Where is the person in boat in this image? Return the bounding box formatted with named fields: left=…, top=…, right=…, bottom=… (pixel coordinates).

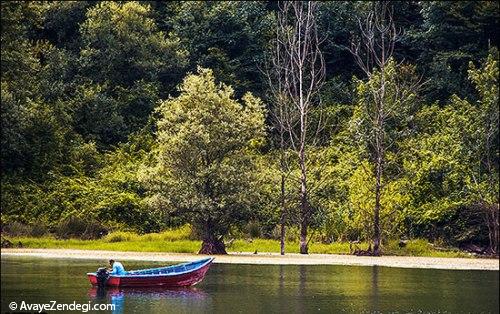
left=108, top=259, right=126, bottom=275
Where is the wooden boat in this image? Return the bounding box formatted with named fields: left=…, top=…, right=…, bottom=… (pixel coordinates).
left=87, top=258, right=214, bottom=287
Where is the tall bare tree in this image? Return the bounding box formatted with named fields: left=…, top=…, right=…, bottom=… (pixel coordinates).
left=263, top=49, right=293, bottom=255
left=348, top=2, right=419, bottom=255
left=267, top=88, right=294, bottom=256
left=268, top=1, right=325, bottom=254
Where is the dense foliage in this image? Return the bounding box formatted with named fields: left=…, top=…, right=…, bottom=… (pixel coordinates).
left=1, top=1, right=498, bottom=254
left=142, top=68, right=266, bottom=253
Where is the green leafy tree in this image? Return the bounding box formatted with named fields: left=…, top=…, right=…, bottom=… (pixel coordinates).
left=42, top=1, right=94, bottom=51
left=143, top=68, right=266, bottom=254
left=400, top=104, right=470, bottom=238
left=77, top=1, right=188, bottom=146
left=167, top=1, right=274, bottom=97
left=350, top=59, right=421, bottom=254
left=1, top=2, right=77, bottom=177
left=401, top=50, right=498, bottom=252
left=461, top=51, right=498, bottom=253
left=414, top=1, right=499, bottom=102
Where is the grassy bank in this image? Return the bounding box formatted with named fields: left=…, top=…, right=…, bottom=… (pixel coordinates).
left=2, top=230, right=471, bottom=258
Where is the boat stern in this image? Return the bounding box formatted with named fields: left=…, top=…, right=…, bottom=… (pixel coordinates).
left=87, top=273, right=120, bottom=287
left=87, top=273, right=98, bottom=285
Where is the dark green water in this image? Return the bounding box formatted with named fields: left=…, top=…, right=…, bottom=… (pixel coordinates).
left=1, top=256, right=498, bottom=313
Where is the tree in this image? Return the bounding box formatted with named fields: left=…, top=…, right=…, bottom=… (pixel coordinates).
left=462, top=51, right=499, bottom=253
left=349, top=2, right=422, bottom=255
left=264, top=8, right=295, bottom=255
left=401, top=51, right=498, bottom=252
left=1, top=2, right=78, bottom=177
left=165, top=1, right=274, bottom=98
left=270, top=1, right=326, bottom=254
left=413, top=1, right=499, bottom=102
left=263, top=75, right=293, bottom=254
left=143, top=68, right=266, bottom=254
left=42, top=1, right=94, bottom=51
left=77, top=1, right=188, bottom=146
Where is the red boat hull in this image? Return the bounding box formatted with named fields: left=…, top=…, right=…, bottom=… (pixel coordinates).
left=88, top=261, right=212, bottom=287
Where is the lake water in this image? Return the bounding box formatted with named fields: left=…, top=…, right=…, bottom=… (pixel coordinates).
left=1, top=256, right=498, bottom=313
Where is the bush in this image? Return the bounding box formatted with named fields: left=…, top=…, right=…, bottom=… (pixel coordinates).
left=2, top=221, right=49, bottom=237
left=82, top=220, right=109, bottom=239
left=29, top=224, right=49, bottom=237
left=410, top=205, right=490, bottom=248
left=55, top=216, right=108, bottom=239
left=244, top=221, right=261, bottom=238
left=55, top=216, right=87, bottom=239
left=286, top=226, right=300, bottom=242
left=103, top=231, right=139, bottom=242
left=159, top=225, right=192, bottom=241
left=2, top=222, right=32, bottom=237
left=139, top=225, right=196, bottom=241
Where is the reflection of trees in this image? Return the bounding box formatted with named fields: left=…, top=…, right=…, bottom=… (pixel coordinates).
left=298, top=265, right=307, bottom=313
left=370, top=266, right=379, bottom=311
left=278, top=265, right=286, bottom=312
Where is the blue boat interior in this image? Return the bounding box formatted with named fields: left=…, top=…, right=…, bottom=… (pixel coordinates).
left=123, top=258, right=213, bottom=276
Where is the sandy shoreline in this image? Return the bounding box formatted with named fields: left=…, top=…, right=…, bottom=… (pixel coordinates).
left=1, top=248, right=498, bottom=271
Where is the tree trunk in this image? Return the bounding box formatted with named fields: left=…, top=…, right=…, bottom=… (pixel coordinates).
left=299, top=165, right=309, bottom=254
left=373, top=156, right=382, bottom=256
left=198, top=222, right=227, bottom=255
left=199, top=235, right=227, bottom=255
left=298, top=154, right=309, bottom=255
left=279, top=129, right=287, bottom=256
left=280, top=172, right=286, bottom=255
left=299, top=215, right=308, bottom=254
left=485, top=203, right=499, bottom=255
left=373, top=193, right=381, bottom=256
left=280, top=218, right=286, bottom=255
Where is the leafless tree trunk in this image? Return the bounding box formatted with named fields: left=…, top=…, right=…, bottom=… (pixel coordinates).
left=266, top=1, right=325, bottom=254
left=279, top=154, right=287, bottom=255
left=263, top=18, right=293, bottom=255
left=276, top=92, right=291, bottom=256
left=348, top=2, right=401, bottom=256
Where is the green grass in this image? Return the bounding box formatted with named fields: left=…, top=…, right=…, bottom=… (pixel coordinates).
left=10, top=236, right=201, bottom=253
left=227, top=239, right=354, bottom=254
left=383, top=239, right=471, bottom=258
left=4, top=232, right=472, bottom=258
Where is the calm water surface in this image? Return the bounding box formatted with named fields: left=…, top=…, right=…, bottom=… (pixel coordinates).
left=1, top=256, right=498, bottom=313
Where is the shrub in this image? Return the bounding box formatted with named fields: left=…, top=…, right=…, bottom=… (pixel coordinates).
left=2, top=222, right=32, bottom=237
left=55, top=216, right=87, bottom=239
left=159, top=225, right=192, bottom=241
left=244, top=221, right=261, bottom=238
left=286, top=226, right=300, bottom=242
left=30, top=224, right=49, bottom=237
left=405, top=239, right=433, bottom=255
left=140, top=225, right=193, bottom=242
left=82, top=220, right=109, bottom=239
left=2, top=221, right=50, bottom=237
left=103, top=231, right=139, bottom=242
left=55, top=216, right=108, bottom=239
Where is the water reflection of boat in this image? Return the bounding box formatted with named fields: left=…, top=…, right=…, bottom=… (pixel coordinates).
left=87, top=258, right=214, bottom=287
left=88, top=286, right=210, bottom=314
left=88, top=286, right=209, bottom=300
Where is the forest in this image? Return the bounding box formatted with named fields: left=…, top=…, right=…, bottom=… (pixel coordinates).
left=1, top=1, right=498, bottom=255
